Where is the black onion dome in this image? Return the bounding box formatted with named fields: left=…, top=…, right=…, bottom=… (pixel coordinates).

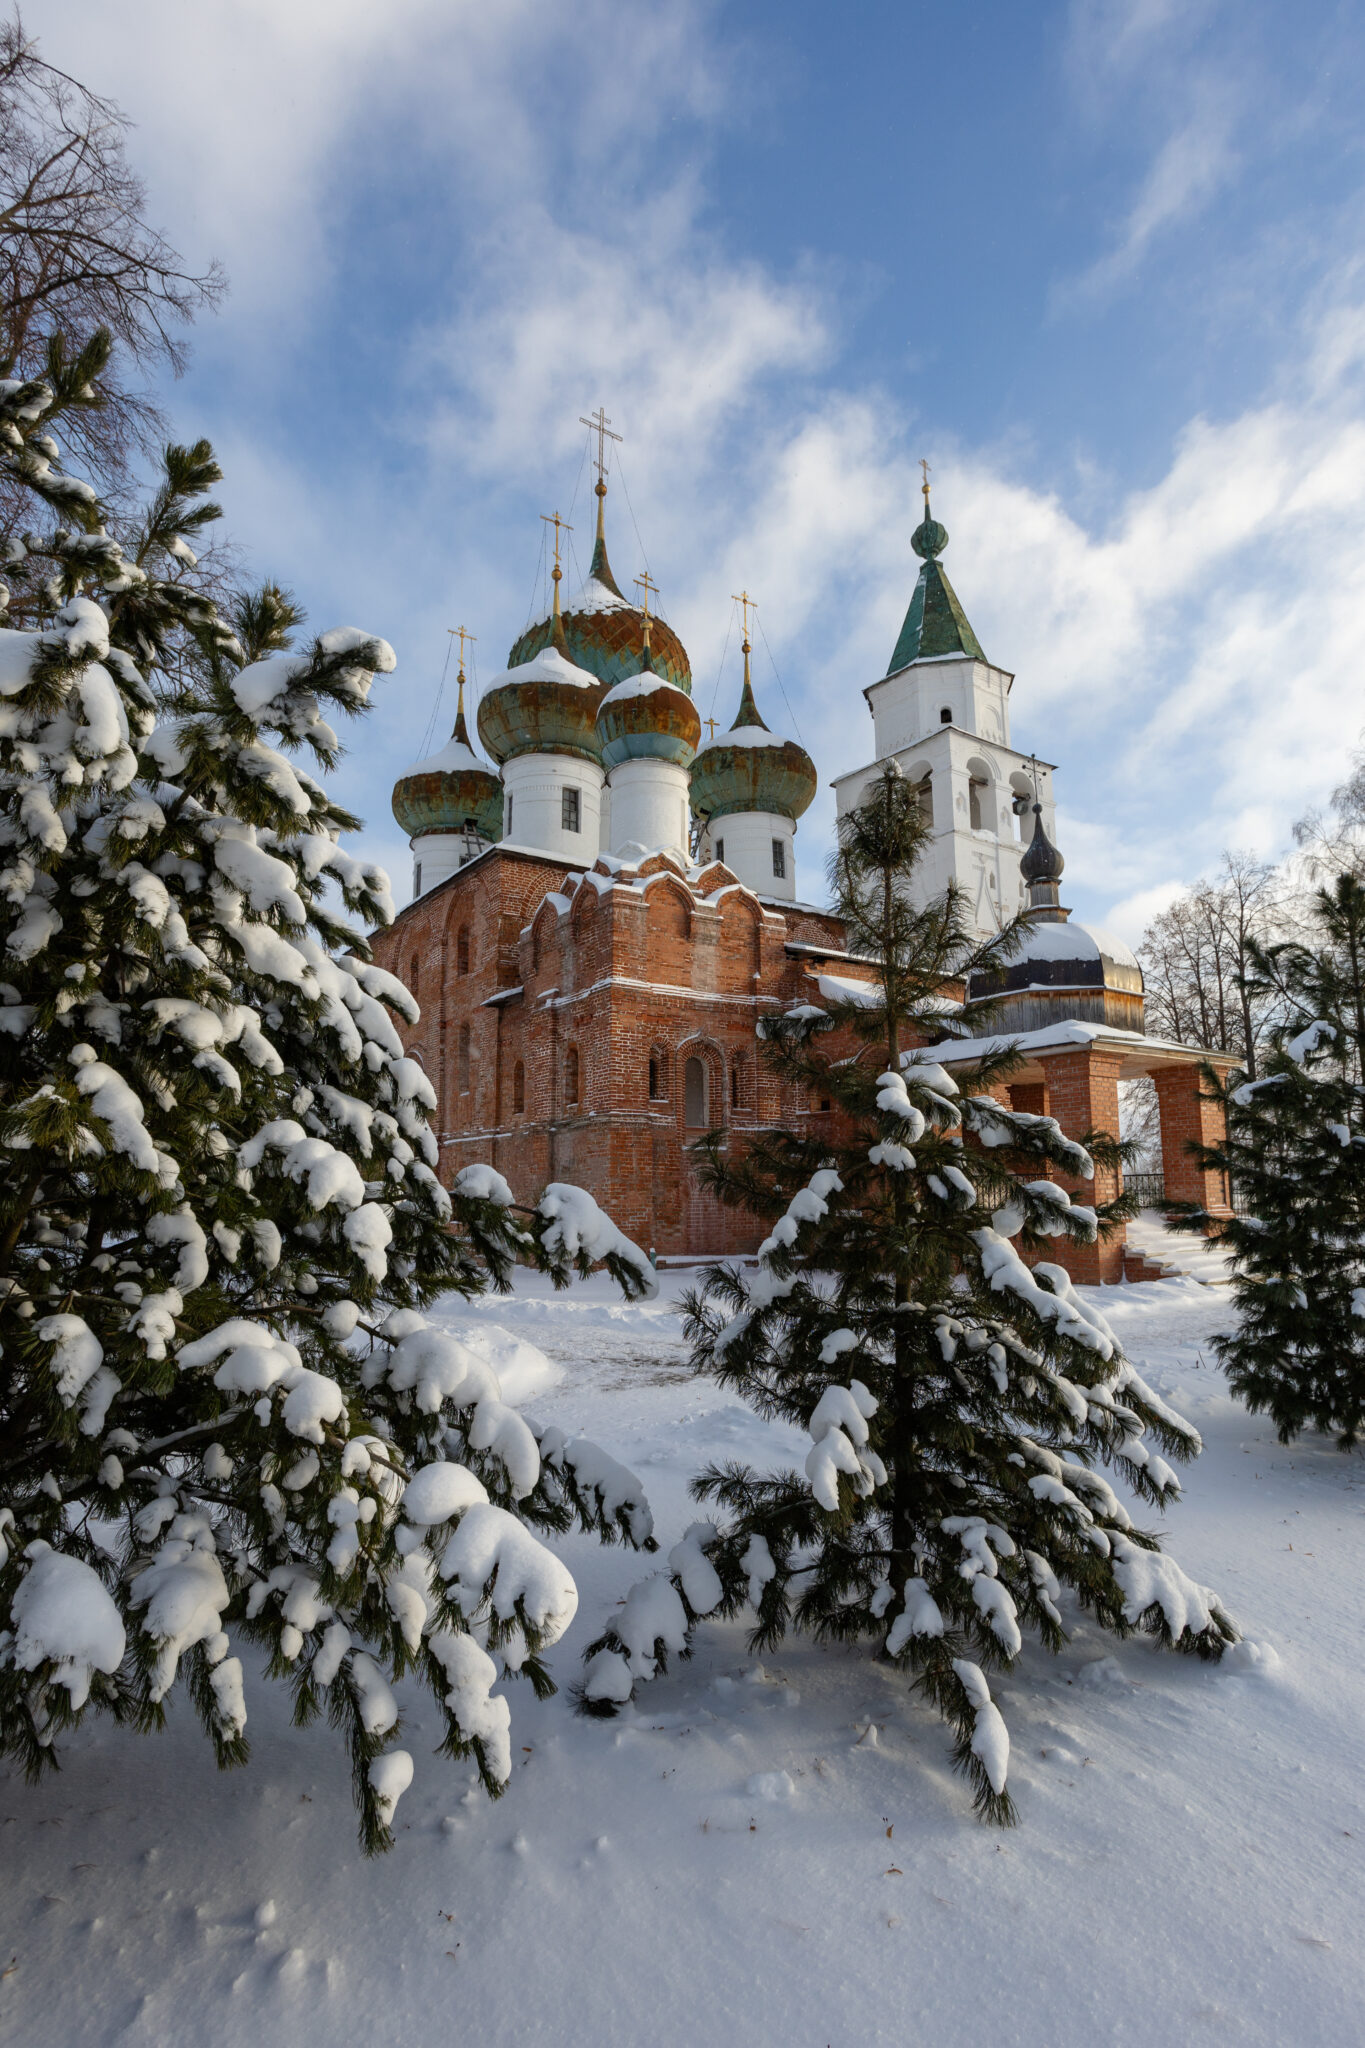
left=1020, top=802, right=1065, bottom=885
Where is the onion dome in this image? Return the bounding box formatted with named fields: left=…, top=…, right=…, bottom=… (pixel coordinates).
left=885, top=481, right=987, bottom=673
left=689, top=630, right=817, bottom=825
left=477, top=532, right=606, bottom=765
left=1019, top=800, right=1065, bottom=890
left=506, top=477, right=692, bottom=696
left=392, top=667, right=503, bottom=842
left=596, top=602, right=701, bottom=771
left=967, top=809, right=1144, bottom=1032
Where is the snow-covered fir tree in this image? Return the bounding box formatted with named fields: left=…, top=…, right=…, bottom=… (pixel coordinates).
left=0, top=338, right=660, bottom=1850
left=1171, top=873, right=1365, bottom=1448
left=582, top=763, right=1235, bottom=1821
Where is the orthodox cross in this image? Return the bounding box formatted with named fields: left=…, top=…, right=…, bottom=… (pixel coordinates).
left=704, top=715, right=719, bottom=739
left=579, top=406, right=622, bottom=484
left=731, top=588, right=757, bottom=645
left=634, top=569, right=659, bottom=624
left=919, top=456, right=932, bottom=502
left=448, top=625, right=475, bottom=675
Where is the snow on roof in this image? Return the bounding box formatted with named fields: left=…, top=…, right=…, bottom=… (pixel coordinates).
left=1013, top=919, right=1139, bottom=970
left=915, top=1020, right=1234, bottom=1064
left=395, top=731, right=489, bottom=782
left=696, top=724, right=786, bottom=752
left=566, top=573, right=631, bottom=616
left=598, top=670, right=689, bottom=709
left=485, top=644, right=600, bottom=693
left=816, top=973, right=881, bottom=1006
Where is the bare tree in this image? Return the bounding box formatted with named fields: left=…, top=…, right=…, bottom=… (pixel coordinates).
left=1139, top=852, right=1281, bottom=1078
left=0, top=11, right=223, bottom=503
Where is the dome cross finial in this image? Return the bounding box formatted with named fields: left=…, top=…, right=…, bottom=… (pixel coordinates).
left=540, top=509, right=573, bottom=634
left=579, top=404, right=622, bottom=543
left=448, top=626, right=476, bottom=746
left=634, top=569, right=658, bottom=666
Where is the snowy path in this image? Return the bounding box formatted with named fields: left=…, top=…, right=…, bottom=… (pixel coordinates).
left=4, top=1259, right=1364, bottom=2047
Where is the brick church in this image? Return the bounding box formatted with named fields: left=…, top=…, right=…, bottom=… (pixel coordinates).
left=370, top=436, right=1230, bottom=1281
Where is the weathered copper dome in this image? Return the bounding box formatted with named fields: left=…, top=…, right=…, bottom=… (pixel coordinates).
left=596, top=631, right=700, bottom=771
left=689, top=645, right=817, bottom=825
left=392, top=678, right=503, bottom=842
left=506, top=482, right=692, bottom=696
left=476, top=624, right=605, bottom=767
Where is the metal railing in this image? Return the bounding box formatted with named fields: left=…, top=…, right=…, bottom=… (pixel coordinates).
left=1123, top=1172, right=1166, bottom=1208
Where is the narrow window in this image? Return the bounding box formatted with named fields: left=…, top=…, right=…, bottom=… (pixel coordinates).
left=730, top=1063, right=740, bottom=1109
left=771, top=838, right=786, bottom=880
left=409, top=953, right=420, bottom=998
left=649, top=1056, right=659, bottom=1100
left=457, top=925, right=470, bottom=976
left=513, top=1060, right=525, bottom=1114
left=684, top=1056, right=706, bottom=1126
left=458, top=1022, right=470, bottom=1095
left=969, top=778, right=985, bottom=831
left=565, top=1045, right=580, bottom=1105
left=562, top=786, right=581, bottom=833
left=915, top=775, right=933, bottom=825
left=940, top=706, right=952, bottom=724
left=414, top=860, right=423, bottom=895
left=715, top=837, right=724, bottom=866
left=506, top=792, right=513, bottom=837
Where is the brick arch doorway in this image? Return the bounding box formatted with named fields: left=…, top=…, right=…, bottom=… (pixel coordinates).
left=675, top=1037, right=731, bottom=1252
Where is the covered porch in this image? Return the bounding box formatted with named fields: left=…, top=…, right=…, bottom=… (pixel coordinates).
left=916, top=1020, right=1239, bottom=1284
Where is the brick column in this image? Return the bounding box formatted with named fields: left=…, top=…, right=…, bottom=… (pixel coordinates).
left=1036, top=1048, right=1125, bottom=1284
left=1152, top=1062, right=1232, bottom=1223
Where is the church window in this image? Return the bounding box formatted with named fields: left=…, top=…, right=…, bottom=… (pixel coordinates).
left=771, top=838, right=786, bottom=880
left=562, top=786, right=581, bottom=833
left=730, top=1060, right=743, bottom=1110
left=409, top=953, right=420, bottom=998
left=914, top=774, right=933, bottom=825
left=457, top=925, right=470, bottom=976
left=715, top=837, right=724, bottom=867
left=565, top=1044, right=580, bottom=1105
left=649, top=1057, right=659, bottom=1100
left=512, top=1061, right=525, bottom=1114
left=684, top=1056, right=706, bottom=1127
left=940, top=706, right=952, bottom=724
left=414, top=860, right=423, bottom=895
left=458, top=1022, right=470, bottom=1096
left=506, top=793, right=513, bottom=836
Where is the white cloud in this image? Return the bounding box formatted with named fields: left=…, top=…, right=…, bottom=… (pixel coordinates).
left=27, top=0, right=1365, bottom=958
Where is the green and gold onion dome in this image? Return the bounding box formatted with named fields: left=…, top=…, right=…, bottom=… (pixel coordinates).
left=506, top=478, right=692, bottom=695
left=392, top=670, right=503, bottom=842
left=689, top=637, right=817, bottom=824
left=596, top=608, right=701, bottom=771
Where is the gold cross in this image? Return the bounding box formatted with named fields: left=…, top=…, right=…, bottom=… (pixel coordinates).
left=919, top=456, right=931, bottom=500
left=579, top=405, right=623, bottom=484
left=731, top=588, right=757, bottom=644
left=705, top=715, right=719, bottom=738
left=634, top=569, right=659, bottom=623
left=540, top=510, right=572, bottom=570
left=448, top=625, right=476, bottom=673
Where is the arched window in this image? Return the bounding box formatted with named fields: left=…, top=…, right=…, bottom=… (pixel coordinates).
left=512, top=1061, right=525, bottom=1114
left=969, top=780, right=984, bottom=830
left=939, top=705, right=952, bottom=724
left=730, top=1061, right=741, bottom=1109
left=565, top=1045, right=580, bottom=1106
left=967, top=758, right=993, bottom=833
left=458, top=1022, right=470, bottom=1095
left=684, top=1056, right=706, bottom=1127
left=649, top=1056, right=659, bottom=1100
left=457, top=925, right=470, bottom=976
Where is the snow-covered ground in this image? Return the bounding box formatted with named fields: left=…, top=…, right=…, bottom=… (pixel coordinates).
left=5, top=1234, right=1364, bottom=2048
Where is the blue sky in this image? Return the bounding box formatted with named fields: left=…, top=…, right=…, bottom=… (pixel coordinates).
left=32, top=0, right=1365, bottom=937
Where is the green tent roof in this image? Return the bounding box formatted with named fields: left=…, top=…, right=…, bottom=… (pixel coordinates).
left=885, top=504, right=987, bottom=673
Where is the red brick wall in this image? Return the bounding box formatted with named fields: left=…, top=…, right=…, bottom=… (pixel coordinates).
left=1153, top=1064, right=1232, bottom=1221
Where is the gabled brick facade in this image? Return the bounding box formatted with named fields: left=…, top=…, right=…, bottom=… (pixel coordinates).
left=369, top=844, right=872, bottom=1257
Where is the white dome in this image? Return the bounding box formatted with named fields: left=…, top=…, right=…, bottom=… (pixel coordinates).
left=1015, top=919, right=1138, bottom=971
